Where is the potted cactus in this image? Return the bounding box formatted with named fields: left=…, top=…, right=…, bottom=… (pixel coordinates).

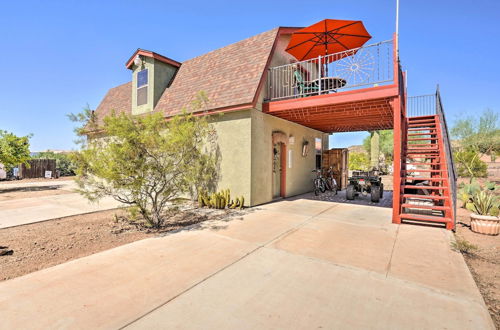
left=467, top=189, right=500, bottom=235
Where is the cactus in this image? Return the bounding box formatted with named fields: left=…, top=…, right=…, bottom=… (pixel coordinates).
left=197, top=188, right=241, bottom=210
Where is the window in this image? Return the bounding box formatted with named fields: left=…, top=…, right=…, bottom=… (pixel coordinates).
left=315, top=138, right=322, bottom=169
left=137, top=69, right=148, bottom=106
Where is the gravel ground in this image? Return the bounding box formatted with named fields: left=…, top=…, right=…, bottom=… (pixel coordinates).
left=455, top=208, right=500, bottom=328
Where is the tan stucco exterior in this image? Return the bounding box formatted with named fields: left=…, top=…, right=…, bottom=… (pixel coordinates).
left=131, top=57, right=178, bottom=115
left=208, top=110, right=252, bottom=204
left=207, top=107, right=326, bottom=207
left=249, top=109, right=326, bottom=206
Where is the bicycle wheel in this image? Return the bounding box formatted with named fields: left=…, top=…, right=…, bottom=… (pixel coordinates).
left=313, top=179, right=320, bottom=196
left=325, top=178, right=332, bottom=191
left=319, top=180, right=326, bottom=193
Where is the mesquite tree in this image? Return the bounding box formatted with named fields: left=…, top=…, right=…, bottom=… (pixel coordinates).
left=70, top=95, right=219, bottom=228
left=0, top=130, right=31, bottom=171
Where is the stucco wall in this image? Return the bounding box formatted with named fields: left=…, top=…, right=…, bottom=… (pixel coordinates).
left=209, top=110, right=252, bottom=204
left=131, top=58, right=177, bottom=115
left=250, top=108, right=326, bottom=206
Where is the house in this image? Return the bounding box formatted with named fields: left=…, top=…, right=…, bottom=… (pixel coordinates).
left=92, top=23, right=457, bottom=230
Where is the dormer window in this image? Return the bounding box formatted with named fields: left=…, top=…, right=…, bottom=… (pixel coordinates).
left=137, top=69, right=148, bottom=106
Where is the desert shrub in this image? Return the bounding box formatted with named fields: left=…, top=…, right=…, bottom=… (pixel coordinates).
left=70, top=93, right=219, bottom=229
left=0, top=130, right=31, bottom=171
left=349, top=152, right=370, bottom=171
left=451, top=236, right=478, bottom=255
left=454, top=150, right=487, bottom=181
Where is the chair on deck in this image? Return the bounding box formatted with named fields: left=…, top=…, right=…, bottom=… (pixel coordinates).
left=293, top=70, right=319, bottom=97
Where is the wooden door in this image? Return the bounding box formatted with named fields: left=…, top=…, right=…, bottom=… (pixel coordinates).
left=322, top=148, right=349, bottom=190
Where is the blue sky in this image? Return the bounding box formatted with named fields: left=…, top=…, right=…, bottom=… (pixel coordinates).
left=0, top=0, right=498, bottom=151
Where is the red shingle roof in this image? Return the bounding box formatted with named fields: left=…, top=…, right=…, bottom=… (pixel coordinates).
left=94, top=28, right=280, bottom=122
left=94, top=82, right=131, bottom=125
left=154, top=28, right=279, bottom=115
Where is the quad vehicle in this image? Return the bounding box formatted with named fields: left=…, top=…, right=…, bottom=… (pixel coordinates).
left=346, top=170, right=384, bottom=203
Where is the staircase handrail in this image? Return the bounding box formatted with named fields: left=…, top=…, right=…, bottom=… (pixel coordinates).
left=435, top=86, right=457, bottom=229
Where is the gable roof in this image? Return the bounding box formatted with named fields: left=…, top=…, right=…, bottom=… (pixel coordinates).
left=94, top=27, right=294, bottom=123
left=125, top=49, right=181, bottom=70
left=94, top=81, right=131, bottom=125
left=154, top=27, right=279, bottom=116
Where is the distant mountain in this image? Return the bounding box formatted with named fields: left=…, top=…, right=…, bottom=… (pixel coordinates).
left=348, top=145, right=367, bottom=154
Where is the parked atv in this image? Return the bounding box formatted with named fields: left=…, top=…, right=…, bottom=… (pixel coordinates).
left=346, top=170, right=384, bottom=203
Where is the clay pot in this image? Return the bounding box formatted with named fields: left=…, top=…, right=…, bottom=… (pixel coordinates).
left=470, top=213, right=500, bottom=236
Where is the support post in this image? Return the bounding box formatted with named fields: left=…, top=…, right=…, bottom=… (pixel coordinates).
left=392, top=96, right=402, bottom=224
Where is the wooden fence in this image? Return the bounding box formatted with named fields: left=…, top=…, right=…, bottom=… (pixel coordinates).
left=19, top=159, right=56, bottom=179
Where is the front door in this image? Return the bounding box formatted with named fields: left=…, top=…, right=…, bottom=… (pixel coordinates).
left=273, top=143, right=286, bottom=198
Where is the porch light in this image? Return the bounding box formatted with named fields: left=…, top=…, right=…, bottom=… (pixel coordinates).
left=134, top=55, right=142, bottom=67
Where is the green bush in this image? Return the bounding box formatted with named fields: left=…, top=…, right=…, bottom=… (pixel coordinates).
left=454, top=150, right=487, bottom=181
left=349, top=152, right=370, bottom=171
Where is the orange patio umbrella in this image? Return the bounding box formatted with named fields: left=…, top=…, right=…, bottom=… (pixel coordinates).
left=286, top=19, right=372, bottom=62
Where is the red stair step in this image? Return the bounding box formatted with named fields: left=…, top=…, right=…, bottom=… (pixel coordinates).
left=408, top=115, right=436, bottom=119
left=407, top=133, right=437, bottom=136
left=405, top=155, right=440, bottom=158
left=408, top=118, right=436, bottom=122
left=403, top=177, right=447, bottom=181
left=401, top=204, right=450, bottom=211
left=404, top=185, right=447, bottom=190
left=407, top=138, right=439, bottom=141
left=403, top=194, right=448, bottom=200
left=407, top=143, right=437, bottom=147
left=404, top=169, right=446, bottom=172
left=408, top=127, right=436, bottom=133
left=405, top=162, right=443, bottom=165
left=399, top=213, right=452, bottom=224
left=408, top=122, right=436, bottom=126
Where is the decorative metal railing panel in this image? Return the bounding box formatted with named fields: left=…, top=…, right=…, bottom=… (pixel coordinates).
left=266, top=40, right=394, bottom=101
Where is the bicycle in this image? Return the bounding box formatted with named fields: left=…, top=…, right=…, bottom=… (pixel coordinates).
left=324, top=167, right=338, bottom=195
left=312, top=169, right=327, bottom=196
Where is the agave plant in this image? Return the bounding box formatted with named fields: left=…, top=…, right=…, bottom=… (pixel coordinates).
left=458, top=181, right=480, bottom=208
left=466, top=190, right=499, bottom=216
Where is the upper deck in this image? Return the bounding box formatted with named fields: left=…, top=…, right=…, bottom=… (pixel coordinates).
left=263, top=35, right=405, bottom=133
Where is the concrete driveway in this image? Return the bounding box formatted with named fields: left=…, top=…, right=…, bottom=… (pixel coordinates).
left=0, top=197, right=494, bottom=329
left=0, top=180, right=121, bottom=229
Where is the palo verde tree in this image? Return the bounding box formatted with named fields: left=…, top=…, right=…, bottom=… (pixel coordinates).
left=70, top=92, right=219, bottom=228
left=0, top=130, right=32, bottom=171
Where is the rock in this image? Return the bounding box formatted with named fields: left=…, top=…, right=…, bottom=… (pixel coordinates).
left=0, top=249, right=13, bottom=256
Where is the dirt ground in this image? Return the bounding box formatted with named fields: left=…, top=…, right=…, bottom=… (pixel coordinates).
left=0, top=184, right=74, bottom=201
left=0, top=176, right=76, bottom=201
left=455, top=207, right=500, bottom=327
left=0, top=206, right=239, bottom=281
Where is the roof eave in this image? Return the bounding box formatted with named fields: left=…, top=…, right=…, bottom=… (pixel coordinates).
left=125, top=49, right=182, bottom=69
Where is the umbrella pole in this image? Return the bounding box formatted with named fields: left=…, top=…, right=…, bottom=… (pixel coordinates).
left=317, top=54, right=322, bottom=95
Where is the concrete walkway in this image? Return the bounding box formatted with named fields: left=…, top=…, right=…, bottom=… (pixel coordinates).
left=0, top=180, right=121, bottom=229
left=0, top=198, right=494, bottom=329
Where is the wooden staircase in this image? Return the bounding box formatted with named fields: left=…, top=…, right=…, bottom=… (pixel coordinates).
left=398, top=115, right=455, bottom=230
